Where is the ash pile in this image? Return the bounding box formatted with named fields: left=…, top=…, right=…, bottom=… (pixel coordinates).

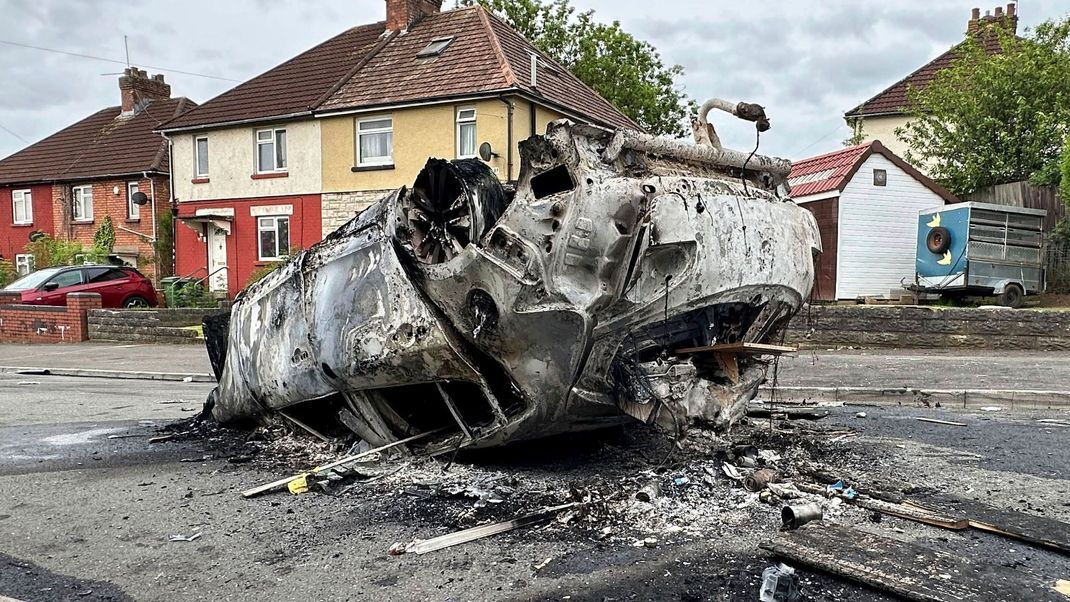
left=200, top=97, right=821, bottom=453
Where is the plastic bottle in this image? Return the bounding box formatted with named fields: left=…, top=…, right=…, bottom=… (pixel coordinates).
left=759, top=563, right=800, bottom=602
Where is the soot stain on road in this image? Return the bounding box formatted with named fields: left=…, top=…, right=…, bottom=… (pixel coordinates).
left=0, top=552, right=133, bottom=601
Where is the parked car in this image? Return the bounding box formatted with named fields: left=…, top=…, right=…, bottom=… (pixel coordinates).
left=3, top=265, right=158, bottom=308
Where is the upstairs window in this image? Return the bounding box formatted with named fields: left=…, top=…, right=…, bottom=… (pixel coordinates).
left=12, top=189, right=32, bottom=225
left=256, top=128, right=287, bottom=173
left=417, top=37, right=454, bottom=58
left=72, top=185, right=94, bottom=222
left=257, top=216, right=290, bottom=261
left=127, top=182, right=141, bottom=220
left=357, top=117, right=393, bottom=167
left=195, top=136, right=209, bottom=177
left=456, top=107, right=477, bottom=159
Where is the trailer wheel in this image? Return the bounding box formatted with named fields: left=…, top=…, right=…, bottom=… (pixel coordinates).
left=926, top=227, right=951, bottom=254
left=998, top=283, right=1024, bottom=309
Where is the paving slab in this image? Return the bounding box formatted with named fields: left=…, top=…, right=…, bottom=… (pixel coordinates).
left=0, top=342, right=211, bottom=377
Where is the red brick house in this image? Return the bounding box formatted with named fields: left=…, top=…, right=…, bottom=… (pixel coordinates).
left=0, top=68, right=195, bottom=280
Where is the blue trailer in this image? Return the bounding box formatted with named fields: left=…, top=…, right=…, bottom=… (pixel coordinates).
left=913, top=202, right=1046, bottom=308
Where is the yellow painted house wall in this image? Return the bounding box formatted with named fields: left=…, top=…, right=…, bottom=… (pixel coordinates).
left=320, top=96, right=565, bottom=194
left=856, top=115, right=913, bottom=163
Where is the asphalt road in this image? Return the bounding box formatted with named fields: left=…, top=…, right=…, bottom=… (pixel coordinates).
left=1, top=374, right=1068, bottom=601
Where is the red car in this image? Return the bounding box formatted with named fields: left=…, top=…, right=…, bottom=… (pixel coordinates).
left=4, top=265, right=158, bottom=308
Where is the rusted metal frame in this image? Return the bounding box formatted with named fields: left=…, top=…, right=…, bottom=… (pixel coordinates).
left=435, top=382, right=475, bottom=441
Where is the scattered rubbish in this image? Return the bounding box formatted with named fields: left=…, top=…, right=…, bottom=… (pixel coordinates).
left=722, top=463, right=744, bottom=481
left=759, top=563, right=801, bottom=602
left=242, top=428, right=445, bottom=498
left=826, top=480, right=857, bottom=500
left=204, top=109, right=820, bottom=449
left=180, top=407, right=198, bottom=412
left=757, top=450, right=782, bottom=465
left=287, top=474, right=310, bottom=495
left=168, top=532, right=202, bottom=542
left=915, top=417, right=967, bottom=427
left=747, top=406, right=829, bottom=421
left=744, top=469, right=778, bottom=493
left=762, top=523, right=1057, bottom=602
left=673, top=476, right=691, bottom=487
left=729, top=445, right=760, bottom=468
left=830, top=433, right=856, bottom=443
left=227, top=455, right=254, bottom=464
left=179, top=455, right=211, bottom=463
left=1056, top=580, right=1070, bottom=597
left=106, top=434, right=143, bottom=439
left=182, top=376, right=194, bottom=383
left=1038, top=419, right=1070, bottom=427
left=636, top=481, right=661, bottom=502
left=148, top=435, right=174, bottom=444
left=781, top=503, right=823, bottom=530
left=643, top=537, right=658, bottom=548
left=16, top=381, right=40, bottom=386
left=979, top=406, right=1003, bottom=412
left=157, top=400, right=189, bottom=405
left=854, top=412, right=867, bottom=419
left=533, top=557, right=554, bottom=570
left=767, top=483, right=803, bottom=499
left=390, top=503, right=577, bottom=555
left=906, top=495, right=1070, bottom=554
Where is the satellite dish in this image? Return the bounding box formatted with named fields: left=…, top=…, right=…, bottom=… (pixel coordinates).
left=28, top=230, right=46, bottom=242
left=478, top=142, right=497, bottom=162
left=131, top=191, right=150, bottom=205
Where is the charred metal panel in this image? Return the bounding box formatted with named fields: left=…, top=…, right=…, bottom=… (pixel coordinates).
left=206, top=98, right=821, bottom=449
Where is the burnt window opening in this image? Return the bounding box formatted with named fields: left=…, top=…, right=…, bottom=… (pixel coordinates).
left=417, top=37, right=454, bottom=58
left=531, top=165, right=575, bottom=199
left=279, top=394, right=354, bottom=440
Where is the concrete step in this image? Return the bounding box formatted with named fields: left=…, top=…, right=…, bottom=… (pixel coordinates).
left=88, top=316, right=163, bottom=327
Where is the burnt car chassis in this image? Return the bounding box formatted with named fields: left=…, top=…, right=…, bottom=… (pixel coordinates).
left=203, top=100, right=821, bottom=451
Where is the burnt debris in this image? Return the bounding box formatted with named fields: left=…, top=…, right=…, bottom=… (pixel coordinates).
left=204, top=98, right=821, bottom=451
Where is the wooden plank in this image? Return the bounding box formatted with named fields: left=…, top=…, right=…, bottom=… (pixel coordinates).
left=675, top=342, right=797, bottom=355
left=915, top=417, right=968, bottom=427
left=761, top=523, right=1067, bottom=602
left=912, top=495, right=1070, bottom=555
left=240, top=427, right=447, bottom=498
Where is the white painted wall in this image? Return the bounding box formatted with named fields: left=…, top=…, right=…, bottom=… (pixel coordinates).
left=170, top=120, right=322, bottom=202
left=836, top=153, right=946, bottom=299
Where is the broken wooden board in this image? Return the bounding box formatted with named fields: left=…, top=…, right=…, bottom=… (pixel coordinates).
left=675, top=342, right=797, bottom=355
left=910, top=495, right=1070, bottom=555
left=761, top=523, right=1069, bottom=602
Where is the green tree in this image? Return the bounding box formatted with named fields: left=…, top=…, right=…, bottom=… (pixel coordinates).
left=93, top=216, right=116, bottom=255
left=897, top=18, right=1070, bottom=196
left=1060, top=133, right=1070, bottom=203
left=24, top=235, right=87, bottom=267
left=458, top=0, right=695, bottom=136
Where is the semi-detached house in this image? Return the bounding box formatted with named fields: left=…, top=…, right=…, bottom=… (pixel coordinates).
left=0, top=69, right=193, bottom=280
left=159, top=0, right=637, bottom=297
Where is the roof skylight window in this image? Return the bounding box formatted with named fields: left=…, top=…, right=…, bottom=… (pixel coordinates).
left=418, top=37, right=455, bottom=58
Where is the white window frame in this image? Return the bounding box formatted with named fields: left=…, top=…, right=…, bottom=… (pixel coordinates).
left=456, top=106, right=477, bottom=159
left=356, top=116, right=394, bottom=167
left=257, top=215, right=291, bottom=261
left=255, top=128, right=287, bottom=173
left=12, top=189, right=32, bottom=225
left=127, top=181, right=141, bottom=220
left=14, top=254, right=35, bottom=276
left=72, top=185, right=94, bottom=222
left=194, top=136, right=209, bottom=177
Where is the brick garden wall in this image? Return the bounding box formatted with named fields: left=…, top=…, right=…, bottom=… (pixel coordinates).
left=786, top=305, right=1070, bottom=350
left=0, top=292, right=102, bottom=343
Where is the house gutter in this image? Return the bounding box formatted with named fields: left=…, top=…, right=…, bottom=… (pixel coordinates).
left=158, top=110, right=313, bottom=135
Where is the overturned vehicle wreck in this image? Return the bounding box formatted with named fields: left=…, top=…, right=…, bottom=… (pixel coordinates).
left=204, top=99, right=820, bottom=449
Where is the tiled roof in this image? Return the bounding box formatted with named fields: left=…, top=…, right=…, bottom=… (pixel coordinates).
left=162, top=6, right=638, bottom=132
left=0, top=97, right=194, bottom=186
left=789, top=140, right=958, bottom=203
left=161, top=23, right=389, bottom=131
left=845, top=34, right=1004, bottom=118
left=789, top=143, right=872, bottom=197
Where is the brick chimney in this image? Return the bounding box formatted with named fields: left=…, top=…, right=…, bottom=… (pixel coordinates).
left=119, top=67, right=171, bottom=115
left=967, top=3, right=1018, bottom=36
left=386, top=0, right=442, bottom=32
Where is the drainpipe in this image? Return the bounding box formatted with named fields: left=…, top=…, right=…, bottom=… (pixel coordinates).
left=497, top=95, right=514, bottom=181
left=530, top=100, right=537, bottom=138
left=144, top=171, right=157, bottom=244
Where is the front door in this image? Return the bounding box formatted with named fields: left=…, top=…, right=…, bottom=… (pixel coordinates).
left=206, top=225, right=229, bottom=293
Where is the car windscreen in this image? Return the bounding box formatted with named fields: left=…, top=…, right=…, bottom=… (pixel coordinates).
left=3, top=267, right=64, bottom=291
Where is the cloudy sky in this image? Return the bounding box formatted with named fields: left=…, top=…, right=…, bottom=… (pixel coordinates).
left=0, top=0, right=1066, bottom=161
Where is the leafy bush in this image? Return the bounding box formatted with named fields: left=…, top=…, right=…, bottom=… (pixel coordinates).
left=93, top=216, right=116, bottom=255
left=0, top=260, right=15, bottom=288
left=153, top=211, right=175, bottom=278
left=172, top=282, right=217, bottom=308
left=23, top=235, right=91, bottom=267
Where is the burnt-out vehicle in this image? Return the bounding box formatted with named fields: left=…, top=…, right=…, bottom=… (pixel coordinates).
left=203, top=99, right=821, bottom=450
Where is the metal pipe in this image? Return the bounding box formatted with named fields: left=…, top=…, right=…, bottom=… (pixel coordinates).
left=529, top=99, right=537, bottom=138
left=781, top=502, right=823, bottom=529
left=606, top=129, right=791, bottom=179
left=497, top=95, right=514, bottom=181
